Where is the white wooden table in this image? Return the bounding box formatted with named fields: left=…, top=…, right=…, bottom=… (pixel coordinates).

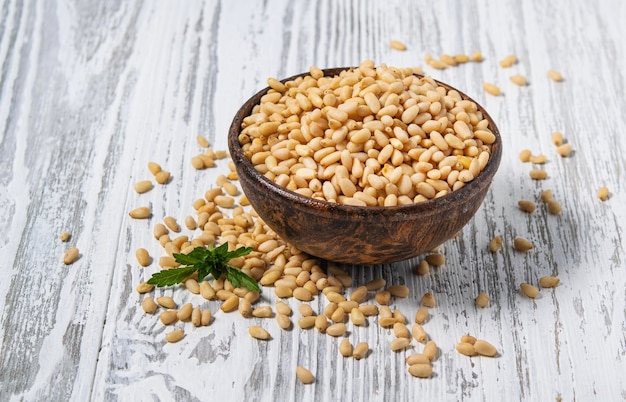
left=1, top=1, right=624, bottom=401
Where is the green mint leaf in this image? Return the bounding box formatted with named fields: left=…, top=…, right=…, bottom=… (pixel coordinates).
left=226, top=266, right=260, bottom=292
left=225, top=246, right=253, bottom=260
left=173, top=250, right=203, bottom=266
left=147, top=266, right=198, bottom=287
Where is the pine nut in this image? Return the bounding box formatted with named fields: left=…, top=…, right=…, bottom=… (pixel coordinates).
left=473, top=339, right=498, bottom=357
left=416, top=260, right=430, bottom=275
left=529, top=154, right=547, bottom=164
left=276, top=314, right=292, bottom=330
left=58, top=231, right=71, bottom=242
left=509, top=74, right=527, bottom=86
left=597, top=186, right=609, bottom=201
left=275, top=301, right=292, bottom=316
left=275, top=286, right=293, bottom=298
left=425, top=253, right=445, bottom=266
left=518, top=200, right=536, bottom=213
left=298, top=316, right=317, bottom=329
left=390, top=338, right=411, bottom=352
left=551, top=132, right=564, bottom=146
left=539, top=276, right=560, bottom=288
left=456, top=342, right=477, bottom=356
left=519, top=149, right=532, bottom=162
left=423, top=340, right=438, bottom=361
left=375, top=291, right=391, bottom=305
left=461, top=335, right=477, bottom=344
left=483, top=82, right=501, bottom=96
left=529, top=169, right=547, bottom=180
left=248, top=325, right=271, bottom=340
left=358, top=304, right=379, bottom=316
left=166, top=329, right=185, bottom=343
left=389, top=40, right=407, bottom=51
left=315, top=315, right=328, bottom=332
left=475, top=292, right=490, bottom=308
left=557, top=143, right=572, bottom=157
left=147, top=161, right=161, bottom=175
left=177, top=303, right=193, bottom=321
left=129, top=207, right=151, bottom=219
left=326, top=323, right=347, bottom=337
left=387, top=285, right=410, bottom=298
left=471, top=51, right=484, bottom=62
left=252, top=306, right=273, bottom=318
left=394, top=322, right=410, bottom=339
left=547, top=199, right=562, bottom=215
left=192, top=307, right=202, bottom=326
left=499, top=54, right=517, bottom=68
left=296, top=366, right=314, bottom=384
left=547, top=69, right=563, bottom=82
left=238, top=298, right=252, bottom=317
left=201, top=309, right=212, bottom=326
left=221, top=294, right=239, bottom=312
left=489, top=235, right=502, bottom=252
left=136, top=282, right=154, bottom=294
left=408, top=363, right=433, bottom=378
left=156, top=296, right=176, bottom=309
left=353, top=342, right=369, bottom=359
left=365, top=278, right=386, bottom=291
left=541, top=189, right=553, bottom=202
left=63, top=247, right=80, bottom=264
left=513, top=237, right=533, bottom=251
left=521, top=283, right=539, bottom=298
left=134, top=180, right=153, bottom=194
left=349, top=286, right=368, bottom=303
left=411, top=323, right=427, bottom=343
left=141, top=297, right=158, bottom=314
left=406, top=353, right=430, bottom=365
left=330, top=307, right=345, bottom=323
left=200, top=281, right=217, bottom=300
left=414, top=307, right=429, bottom=324
left=163, top=216, right=180, bottom=232
left=339, top=339, right=353, bottom=357
left=160, top=310, right=178, bottom=325
left=135, top=248, right=151, bottom=266
left=293, top=287, right=313, bottom=301
left=420, top=292, right=436, bottom=308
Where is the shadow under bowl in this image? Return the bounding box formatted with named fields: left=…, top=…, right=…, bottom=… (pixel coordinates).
left=228, top=68, right=502, bottom=265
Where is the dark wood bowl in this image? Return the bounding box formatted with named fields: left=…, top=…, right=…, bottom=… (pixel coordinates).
left=228, top=68, right=502, bottom=265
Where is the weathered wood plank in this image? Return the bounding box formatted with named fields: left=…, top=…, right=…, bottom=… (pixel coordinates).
left=0, top=0, right=624, bottom=401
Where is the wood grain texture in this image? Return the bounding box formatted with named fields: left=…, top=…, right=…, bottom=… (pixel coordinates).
left=0, top=0, right=624, bottom=401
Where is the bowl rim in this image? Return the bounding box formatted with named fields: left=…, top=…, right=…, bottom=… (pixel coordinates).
left=228, top=67, right=502, bottom=220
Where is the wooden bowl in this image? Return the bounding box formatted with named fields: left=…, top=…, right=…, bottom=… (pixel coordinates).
left=228, top=68, right=502, bottom=264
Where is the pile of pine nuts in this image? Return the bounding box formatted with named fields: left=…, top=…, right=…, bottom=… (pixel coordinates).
left=238, top=61, right=496, bottom=206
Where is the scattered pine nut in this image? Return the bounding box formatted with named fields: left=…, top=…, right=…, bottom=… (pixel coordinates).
left=163, top=216, right=180, bottom=232
left=58, top=231, right=71, bottom=242
left=551, top=132, right=564, bottom=146
left=387, top=285, right=410, bottom=298
left=489, top=236, right=503, bottom=252
left=520, top=283, right=539, bottom=299
left=547, top=69, right=563, bottom=82
left=296, top=366, right=314, bottom=384
left=177, top=303, right=193, bottom=321
left=339, top=339, right=353, bottom=357
left=63, top=247, right=80, bottom=265
left=390, top=338, right=411, bottom=352
left=556, top=143, right=573, bottom=157
left=248, top=326, right=271, bottom=340
left=141, top=297, right=158, bottom=314
left=160, top=310, right=178, bottom=325
left=483, top=82, right=501, bottom=96
left=416, top=260, right=430, bottom=275
left=597, top=186, right=609, bottom=201
left=192, top=308, right=202, bottom=326
left=389, top=40, right=407, bottom=51
left=155, top=171, right=171, bottom=184
left=425, top=253, right=445, bottom=266
left=414, top=307, right=429, bottom=324
left=475, top=292, right=490, bottom=308
left=473, top=339, right=498, bottom=357
left=408, top=364, right=433, bottom=378
left=135, top=248, right=151, bottom=267
left=276, top=314, right=292, bottom=330
left=165, top=329, right=185, bottom=343
left=221, top=294, right=239, bottom=312
left=201, top=310, right=212, bottom=326
left=326, top=323, right=347, bottom=337
left=349, top=286, right=368, bottom=303
left=529, top=169, right=547, bottom=180
left=136, top=281, right=154, bottom=294
left=147, top=161, right=161, bottom=175
left=315, top=315, right=328, bottom=332
left=411, top=323, right=427, bottom=343
left=529, top=154, right=547, bottom=164
left=406, top=353, right=430, bottom=365
left=365, top=278, right=386, bottom=291
left=519, top=149, right=532, bottom=162
left=460, top=335, right=476, bottom=344
left=156, top=296, right=176, bottom=309
left=518, top=200, right=537, bottom=213
left=134, top=180, right=153, bottom=194
left=197, top=136, right=210, bottom=147
left=275, top=301, right=292, bottom=316
left=499, top=54, right=517, bottom=68
left=513, top=237, right=533, bottom=251
left=420, top=292, right=436, bottom=308
left=423, top=340, right=438, bottom=361
left=539, top=276, right=560, bottom=288
left=510, top=74, right=527, bottom=86
left=471, top=51, right=484, bottom=62
left=541, top=189, right=554, bottom=203
left=547, top=199, right=562, bottom=215
left=298, top=316, right=317, bottom=329
left=353, top=342, right=369, bottom=359
left=456, top=342, right=477, bottom=356
left=129, top=207, right=151, bottom=219
left=375, top=291, right=391, bottom=305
